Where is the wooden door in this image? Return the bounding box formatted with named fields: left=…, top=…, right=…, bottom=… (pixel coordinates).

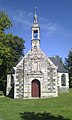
left=32, top=79, right=40, bottom=97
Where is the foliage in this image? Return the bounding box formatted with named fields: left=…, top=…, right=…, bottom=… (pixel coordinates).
left=0, top=90, right=4, bottom=96
left=0, top=11, right=25, bottom=94
left=65, top=49, right=72, bottom=88
left=0, top=89, right=72, bottom=120
left=0, top=11, right=12, bottom=31
left=5, top=33, right=25, bottom=72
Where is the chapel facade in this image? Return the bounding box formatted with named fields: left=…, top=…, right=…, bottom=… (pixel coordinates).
left=6, top=11, right=69, bottom=99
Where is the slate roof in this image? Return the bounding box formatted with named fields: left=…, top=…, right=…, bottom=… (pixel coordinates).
left=49, top=57, right=68, bottom=73
left=16, top=56, right=23, bottom=65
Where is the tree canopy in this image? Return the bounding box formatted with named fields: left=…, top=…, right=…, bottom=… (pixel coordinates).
left=0, top=11, right=25, bottom=94
left=65, top=49, right=72, bottom=88
left=0, top=11, right=12, bottom=31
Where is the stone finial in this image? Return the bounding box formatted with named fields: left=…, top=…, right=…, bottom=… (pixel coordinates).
left=34, top=7, right=38, bottom=23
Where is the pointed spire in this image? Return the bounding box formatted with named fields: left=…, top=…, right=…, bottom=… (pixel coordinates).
left=34, top=7, right=38, bottom=23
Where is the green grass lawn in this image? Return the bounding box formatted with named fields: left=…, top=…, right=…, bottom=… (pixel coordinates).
left=0, top=89, right=72, bottom=120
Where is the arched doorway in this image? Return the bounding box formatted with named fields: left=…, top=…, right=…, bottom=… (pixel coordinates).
left=32, top=79, right=40, bottom=98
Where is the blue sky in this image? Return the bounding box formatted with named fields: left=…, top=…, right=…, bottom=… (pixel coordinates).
left=0, top=0, right=72, bottom=62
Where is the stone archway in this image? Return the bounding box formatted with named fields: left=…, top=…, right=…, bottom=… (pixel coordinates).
left=31, top=79, right=40, bottom=98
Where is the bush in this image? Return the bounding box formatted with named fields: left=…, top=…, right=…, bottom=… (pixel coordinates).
left=0, top=91, right=4, bottom=96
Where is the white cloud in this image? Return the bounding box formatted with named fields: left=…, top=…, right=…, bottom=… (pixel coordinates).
left=41, top=23, right=58, bottom=32
left=39, top=17, right=48, bottom=22
left=9, top=10, right=72, bottom=37
left=57, top=31, right=72, bottom=37
left=39, top=17, right=58, bottom=35
left=11, top=10, right=58, bottom=34
left=11, top=10, right=33, bottom=29
left=40, top=17, right=72, bottom=37
left=35, top=16, right=58, bottom=36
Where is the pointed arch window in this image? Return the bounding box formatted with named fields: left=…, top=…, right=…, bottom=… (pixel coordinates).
left=61, top=74, right=66, bottom=86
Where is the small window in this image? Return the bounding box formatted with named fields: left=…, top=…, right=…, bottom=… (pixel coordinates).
left=61, top=74, right=66, bottom=86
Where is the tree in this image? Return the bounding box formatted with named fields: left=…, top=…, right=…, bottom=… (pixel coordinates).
left=0, top=11, right=12, bottom=31
left=0, top=11, right=25, bottom=94
left=6, top=34, right=25, bottom=72
left=65, top=49, right=72, bottom=88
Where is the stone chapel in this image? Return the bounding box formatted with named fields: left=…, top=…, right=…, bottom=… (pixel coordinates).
left=6, top=11, right=69, bottom=99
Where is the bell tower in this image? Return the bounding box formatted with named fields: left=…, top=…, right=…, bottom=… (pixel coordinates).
left=31, top=8, right=40, bottom=49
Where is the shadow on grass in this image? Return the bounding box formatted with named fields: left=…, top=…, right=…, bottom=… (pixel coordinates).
left=20, top=112, right=71, bottom=120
